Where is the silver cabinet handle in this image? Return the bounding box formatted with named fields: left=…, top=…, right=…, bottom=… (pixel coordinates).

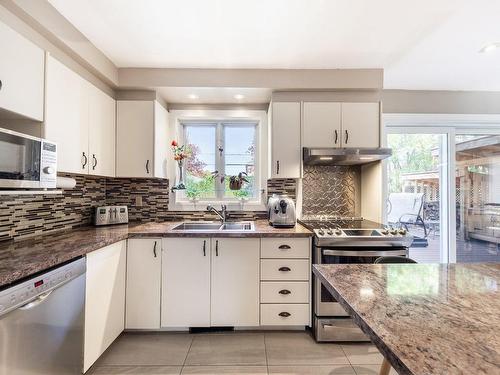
left=278, top=244, right=291, bottom=250
left=146, top=159, right=150, bottom=174
left=153, top=241, right=157, bottom=258
left=276, top=160, right=280, bottom=175
left=92, top=154, right=98, bottom=170
left=345, top=130, right=349, bottom=144
left=278, top=266, right=291, bottom=272
left=278, top=312, right=291, bottom=317
left=334, top=130, right=338, bottom=144
left=203, top=240, right=206, bottom=256
left=279, top=289, right=291, bottom=295
left=215, top=240, right=219, bottom=256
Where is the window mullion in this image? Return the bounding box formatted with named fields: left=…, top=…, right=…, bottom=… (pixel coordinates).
left=216, top=123, right=225, bottom=200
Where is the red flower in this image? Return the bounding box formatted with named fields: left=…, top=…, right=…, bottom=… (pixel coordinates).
left=171, top=140, right=178, bottom=147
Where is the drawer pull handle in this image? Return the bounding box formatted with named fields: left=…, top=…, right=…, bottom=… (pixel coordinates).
left=278, top=267, right=291, bottom=272
left=278, top=245, right=291, bottom=250
left=279, top=289, right=291, bottom=295
left=279, top=312, right=291, bottom=318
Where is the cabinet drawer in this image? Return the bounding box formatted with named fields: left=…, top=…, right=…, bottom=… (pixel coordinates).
left=260, top=259, right=309, bottom=281
left=260, top=304, right=310, bottom=326
left=260, top=282, right=309, bottom=303
left=261, top=238, right=309, bottom=259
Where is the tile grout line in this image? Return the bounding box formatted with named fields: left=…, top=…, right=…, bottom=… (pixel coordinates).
left=180, top=334, right=195, bottom=374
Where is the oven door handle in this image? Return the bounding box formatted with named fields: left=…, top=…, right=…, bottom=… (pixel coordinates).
left=322, top=249, right=408, bottom=257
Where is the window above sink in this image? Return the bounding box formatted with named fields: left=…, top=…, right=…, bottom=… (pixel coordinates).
left=168, top=110, right=268, bottom=212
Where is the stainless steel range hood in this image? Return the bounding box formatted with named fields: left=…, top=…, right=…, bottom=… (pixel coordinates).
left=303, top=147, right=392, bottom=166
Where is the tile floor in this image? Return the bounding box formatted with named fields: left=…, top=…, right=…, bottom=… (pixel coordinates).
left=88, top=331, right=398, bottom=375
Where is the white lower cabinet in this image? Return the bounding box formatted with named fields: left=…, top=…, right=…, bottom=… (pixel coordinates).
left=161, top=237, right=260, bottom=328
left=260, top=237, right=311, bottom=327
left=126, top=239, right=162, bottom=329
left=162, top=237, right=211, bottom=327
left=211, top=238, right=260, bottom=326
left=84, top=241, right=126, bottom=373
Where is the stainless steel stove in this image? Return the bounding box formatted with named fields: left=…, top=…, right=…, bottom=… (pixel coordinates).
left=299, top=217, right=413, bottom=342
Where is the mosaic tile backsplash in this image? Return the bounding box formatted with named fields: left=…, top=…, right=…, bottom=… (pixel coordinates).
left=302, top=165, right=360, bottom=217
left=0, top=175, right=296, bottom=241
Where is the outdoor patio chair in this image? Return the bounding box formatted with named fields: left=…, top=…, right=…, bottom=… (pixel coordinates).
left=387, top=192, right=428, bottom=247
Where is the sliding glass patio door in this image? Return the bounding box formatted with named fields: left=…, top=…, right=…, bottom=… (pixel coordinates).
left=455, top=133, right=500, bottom=263
left=385, top=131, right=449, bottom=263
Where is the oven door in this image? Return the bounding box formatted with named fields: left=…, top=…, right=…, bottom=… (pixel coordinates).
left=0, top=130, right=41, bottom=188
left=315, top=246, right=408, bottom=317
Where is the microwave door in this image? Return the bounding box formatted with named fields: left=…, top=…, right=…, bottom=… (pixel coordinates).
left=0, top=131, right=41, bottom=188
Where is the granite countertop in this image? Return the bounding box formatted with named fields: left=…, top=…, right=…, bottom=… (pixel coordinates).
left=0, top=220, right=312, bottom=288
left=313, top=263, right=500, bottom=375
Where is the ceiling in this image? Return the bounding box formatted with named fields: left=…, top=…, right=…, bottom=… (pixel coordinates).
left=48, top=0, right=500, bottom=92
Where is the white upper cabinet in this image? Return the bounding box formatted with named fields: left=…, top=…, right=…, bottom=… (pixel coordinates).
left=271, top=102, right=301, bottom=178
left=210, top=238, right=260, bottom=327
left=45, top=56, right=89, bottom=174
left=116, top=100, right=168, bottom=178
left=301, top=101, right=381, bottom=149
left=0, top=21, right=44, bottom=121
left=341, top=102, right=380, bottom=148
left=302, top=102, right=341, bottom=148
left=45, top=55, right=116, bottom=176
left=88, top=84, right=116, bottom=177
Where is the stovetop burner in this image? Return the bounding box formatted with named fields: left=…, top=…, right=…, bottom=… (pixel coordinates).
left=298, top=217, right=380, bottom=231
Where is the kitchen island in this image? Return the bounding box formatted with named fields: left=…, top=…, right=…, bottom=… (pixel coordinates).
left=313, top=263, right=500, bottom=375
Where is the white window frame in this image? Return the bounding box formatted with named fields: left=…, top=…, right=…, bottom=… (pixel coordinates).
left=384, top=113, right=500, bottom=263
left=168, top=109, right=269, bottom=211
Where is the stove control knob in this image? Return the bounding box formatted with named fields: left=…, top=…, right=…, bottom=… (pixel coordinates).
left=398, top=228, right=407, bottom=235
left=390, top=229, right=399, bottom=235
left=335, top=229, right=343, bottom=236
left=380, top=229, right=389, bottom=235
left=327, top=229, right=333, bottom=235
left=318, top=229, right=325, bottom=236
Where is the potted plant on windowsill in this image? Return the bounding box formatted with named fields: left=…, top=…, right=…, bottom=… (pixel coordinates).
left=229, top=172, right=249, bottom=191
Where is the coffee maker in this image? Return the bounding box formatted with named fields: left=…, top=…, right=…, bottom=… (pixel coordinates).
left=267, top=194, right=296, bottom=228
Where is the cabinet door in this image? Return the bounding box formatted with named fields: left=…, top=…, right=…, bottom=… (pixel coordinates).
left=162, top=238, right=210, bottom=327
left=84, top=241, right=126, bottom=372
left=89, top=84, right=116, bottom=177
left=45, top=55, right=89, bottom=174
left=0, top=21, right=44, bottom=121
left=211, top=238, right=260, bottom=326
left=153, top=101, right=169, bottom=178
left=302, top=102, right=341, bottom=148
left=271, top=102, right=301, bottom=178
left=126, top=239, right=161, bottom=329
left=341, top=102, right=380, bottom=148
left=116, top=100, right=154, bottom=177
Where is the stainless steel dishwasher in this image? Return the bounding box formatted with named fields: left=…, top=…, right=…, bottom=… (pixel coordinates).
left=0, top=258, right=86, bottom=375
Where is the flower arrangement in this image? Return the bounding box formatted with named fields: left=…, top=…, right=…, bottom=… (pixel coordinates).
left=171, top=140, right=190, bottom=161
left=171, top=140, right=190, bottom=191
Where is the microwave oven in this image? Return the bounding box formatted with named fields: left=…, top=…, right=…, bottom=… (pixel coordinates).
left=0, top=127, right=57, bottom=189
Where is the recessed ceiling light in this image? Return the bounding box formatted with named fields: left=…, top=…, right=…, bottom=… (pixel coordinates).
left=188, top=94, right=199, bottom=100
left=234, top=94, right=245, bottom=100
left=479, top=42, right=500, bottom=53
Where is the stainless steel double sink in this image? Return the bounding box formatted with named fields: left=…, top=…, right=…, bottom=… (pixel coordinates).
left=172, top=221, right=255, bottom=231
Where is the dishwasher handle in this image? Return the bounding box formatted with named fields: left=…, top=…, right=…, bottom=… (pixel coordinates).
left=18, top=290, right=53, bottom=310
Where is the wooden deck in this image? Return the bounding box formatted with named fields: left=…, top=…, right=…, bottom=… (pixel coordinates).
left=406, top=227, right=500, bottom=263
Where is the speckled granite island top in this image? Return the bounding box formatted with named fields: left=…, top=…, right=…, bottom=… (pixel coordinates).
left=0, top=220, right=311, bottom=288
left=313, top=263, right=500, bottom=375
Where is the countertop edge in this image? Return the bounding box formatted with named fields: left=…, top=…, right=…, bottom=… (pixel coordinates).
left=312, top=265, right=413, bottom=375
